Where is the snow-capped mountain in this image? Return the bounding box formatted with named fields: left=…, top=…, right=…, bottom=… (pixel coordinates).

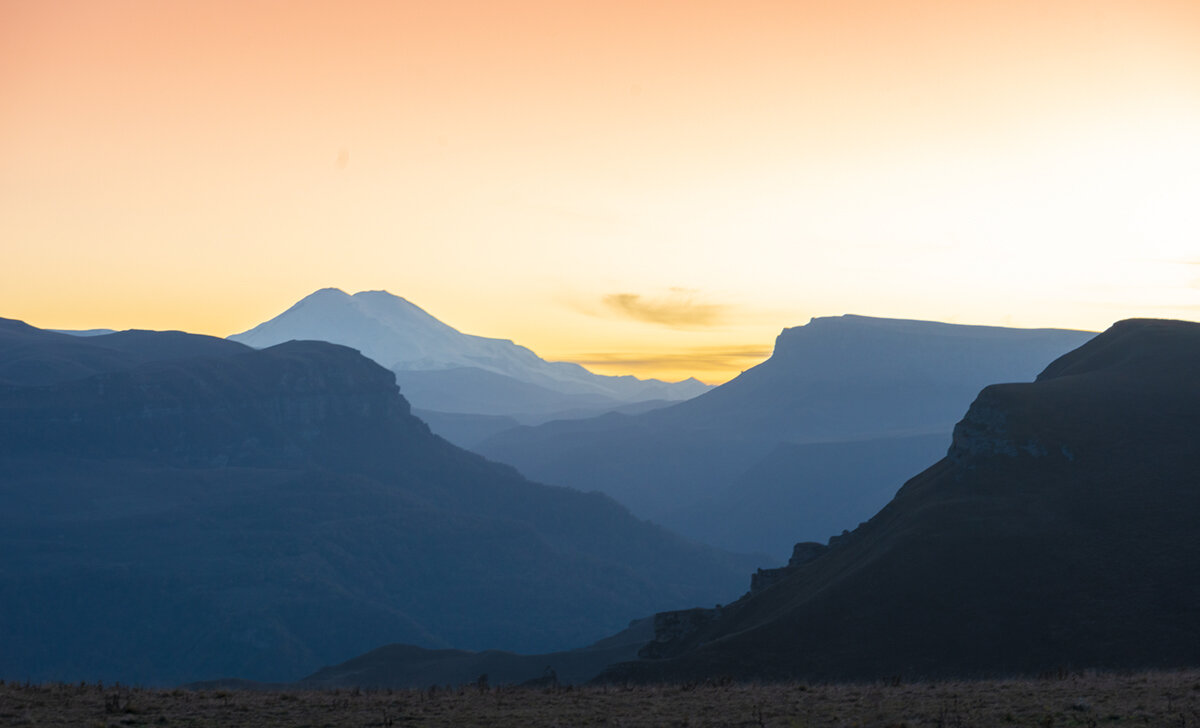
left=230, top=288, right=710, bottom=423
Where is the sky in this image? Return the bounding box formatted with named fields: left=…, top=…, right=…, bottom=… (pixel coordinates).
left=3, top=0, right=1199, bottom=383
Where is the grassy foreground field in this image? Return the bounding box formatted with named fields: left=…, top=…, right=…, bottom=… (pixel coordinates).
left=3, top=670, right=1199, bottom=727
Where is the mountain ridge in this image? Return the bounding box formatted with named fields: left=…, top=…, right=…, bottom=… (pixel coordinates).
left=0, top=318, right=754, bottom=685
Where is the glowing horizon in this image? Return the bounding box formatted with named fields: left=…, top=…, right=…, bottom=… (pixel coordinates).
left=3, top=0, right=1198, bottom=383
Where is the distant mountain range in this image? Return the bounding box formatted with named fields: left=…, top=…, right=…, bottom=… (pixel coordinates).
left=0, top=317, right=754, bottom=685
left=476, top=315, right=1096, bottom=557
left=598, top=318, right=1200, bottom=682
left=229, top=289, right=710, bottom=437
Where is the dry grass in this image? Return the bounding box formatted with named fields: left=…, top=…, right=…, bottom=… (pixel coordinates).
left=3, top=669, right=1200, bottom=727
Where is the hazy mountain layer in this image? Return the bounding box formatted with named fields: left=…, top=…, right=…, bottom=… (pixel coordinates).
left=600, top=319, right=1200, bottom=682
left=229, top=288, right=710, bottom=422
left=477, top=315, right=1095, bottom=556
left=0, top=321, right=753, bottom=685
left=670, top=434, right=950, bottom=557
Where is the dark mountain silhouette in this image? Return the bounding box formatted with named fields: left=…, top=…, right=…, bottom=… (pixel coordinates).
left=229, top=289, right=710, bottom=436
left=0, top=320, right=753, bottom=686
left=599, top=319, right=1200, bottom=682
left=477, top=315, right=1095, bottom=557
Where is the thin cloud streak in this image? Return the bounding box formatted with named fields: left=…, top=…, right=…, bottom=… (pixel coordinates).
left=601, top=289, right=729, bottom=328
left=575, top=345, right=773, bottom=374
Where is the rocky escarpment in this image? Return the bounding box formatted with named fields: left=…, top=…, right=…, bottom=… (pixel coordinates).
left=946, top=388, right=1067, bottom=466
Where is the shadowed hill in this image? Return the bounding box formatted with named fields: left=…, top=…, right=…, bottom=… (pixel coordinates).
left=0, top=321, right=754, bottom=686
left=599, top=319, right=1200, bottom=683
left=294, top=618, right=656, bottom=689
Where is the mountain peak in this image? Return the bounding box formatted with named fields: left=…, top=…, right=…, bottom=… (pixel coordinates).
left=352, top=289, right=403, bottom=300
left=304, top=286, right=350, bottom=299
left=230, top=289, right=712, bottom=416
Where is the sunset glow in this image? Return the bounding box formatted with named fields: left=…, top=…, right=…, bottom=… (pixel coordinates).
left=3, top=0, right=1199, bottom=382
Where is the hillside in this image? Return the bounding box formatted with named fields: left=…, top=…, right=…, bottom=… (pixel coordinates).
left=0, top=320, right=753, bottom=685
left=600, top=318, right=1200, bottom=682
left=295, top=618, right=655, bottom=689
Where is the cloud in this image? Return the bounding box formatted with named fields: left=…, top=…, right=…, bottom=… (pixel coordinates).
left=574, top=345, right=773, bottom=374
left=601, top=289, right=729, bottom=328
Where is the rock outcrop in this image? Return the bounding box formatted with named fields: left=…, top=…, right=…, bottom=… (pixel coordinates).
left=637, top=608, right=724, bottom=659
left=749, top=541, right=830, bottom=594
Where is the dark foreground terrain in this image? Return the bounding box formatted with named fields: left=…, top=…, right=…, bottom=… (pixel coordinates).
left=4, top=670, right=1200, bottom=727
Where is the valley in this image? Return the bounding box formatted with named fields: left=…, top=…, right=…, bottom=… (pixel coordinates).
left=7, top=0, right=1199, bottom=719
left=4, top=307, right=1199, bottom=696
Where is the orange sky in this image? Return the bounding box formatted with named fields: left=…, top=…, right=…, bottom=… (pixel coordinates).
left=3, top=0, right=1199, bottom=382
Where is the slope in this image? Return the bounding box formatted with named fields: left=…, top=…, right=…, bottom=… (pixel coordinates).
left=296, top=618, right=655, bottom=689
left=0, top=322, right=753, bottom=686
left=601, top=318, right=1200, bottom=682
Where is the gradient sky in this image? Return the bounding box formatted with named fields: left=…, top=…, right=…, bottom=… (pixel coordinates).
left=3, top=0, right=1199, bottom=383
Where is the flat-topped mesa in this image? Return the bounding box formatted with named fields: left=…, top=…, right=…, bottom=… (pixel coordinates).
left=767, top=315, right=1094, bottom=386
